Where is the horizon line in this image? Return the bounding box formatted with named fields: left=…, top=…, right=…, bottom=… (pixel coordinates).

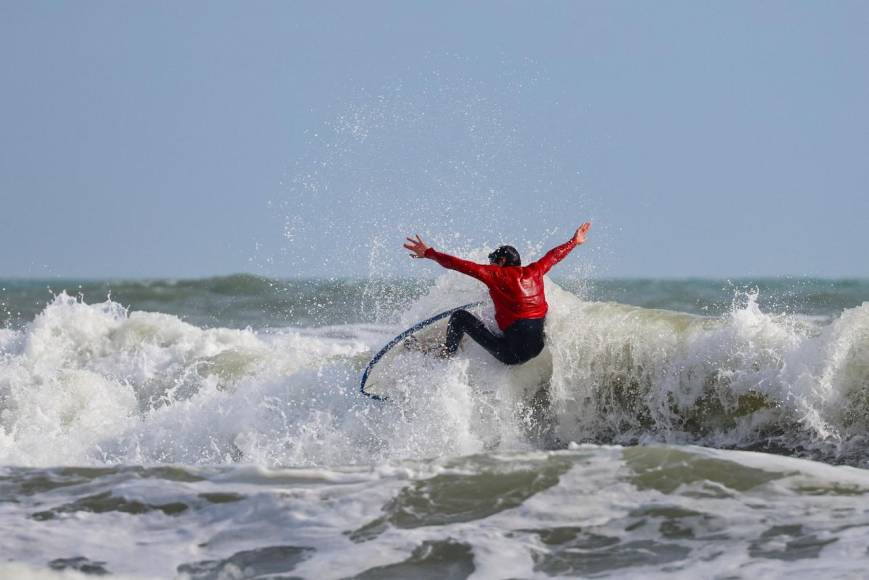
left=1, top=273, right=868, bottom=283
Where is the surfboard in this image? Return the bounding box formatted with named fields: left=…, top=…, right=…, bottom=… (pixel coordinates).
left=360, top=302, right=483, bottom=400
left=360, top=302, right=555, bottom=402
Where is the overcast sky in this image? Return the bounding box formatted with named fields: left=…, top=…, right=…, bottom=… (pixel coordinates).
left=1, top=1, right=867, bottom=279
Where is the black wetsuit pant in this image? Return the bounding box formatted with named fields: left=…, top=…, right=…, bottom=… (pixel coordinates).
left=445, top=309, right=545, bottom=365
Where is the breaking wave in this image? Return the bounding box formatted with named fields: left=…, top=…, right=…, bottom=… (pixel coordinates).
left=0, top=273, right=867, bottom=468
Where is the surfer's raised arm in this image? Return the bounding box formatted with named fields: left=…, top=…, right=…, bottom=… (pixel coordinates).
left=529, top=222, right=592, bottom=275
left=404, top=234, right=494, bottom=282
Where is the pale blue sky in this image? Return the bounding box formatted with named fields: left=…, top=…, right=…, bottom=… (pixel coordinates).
left=1, top=1, right=867, bottom=279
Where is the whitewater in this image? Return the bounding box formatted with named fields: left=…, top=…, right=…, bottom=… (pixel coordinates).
left=1, top=273, right=868, bottom=578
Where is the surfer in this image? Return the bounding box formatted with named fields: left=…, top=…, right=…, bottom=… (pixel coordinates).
left=403, top=222, right=591, bottom=365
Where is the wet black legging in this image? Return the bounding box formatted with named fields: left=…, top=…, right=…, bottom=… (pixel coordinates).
left=444, top=310, right=545, bottom=365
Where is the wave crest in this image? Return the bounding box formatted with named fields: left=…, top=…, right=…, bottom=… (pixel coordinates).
left=1, top=281, right=868, bottom=467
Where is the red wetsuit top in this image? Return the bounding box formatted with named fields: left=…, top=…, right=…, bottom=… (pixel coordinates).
left=424, top=238, right=578, bottom=331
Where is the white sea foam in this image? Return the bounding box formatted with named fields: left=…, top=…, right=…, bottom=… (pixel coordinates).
left=0, top=278, right=867, bottom=469
left=3, top=446, right=869, bottom=578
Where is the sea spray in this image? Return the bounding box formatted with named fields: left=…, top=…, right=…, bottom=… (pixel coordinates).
left=1, top=279, right=868, bottom=468
left=545, top=285, right=869, bottom=459
left=0, top=292, right=367, bottom=466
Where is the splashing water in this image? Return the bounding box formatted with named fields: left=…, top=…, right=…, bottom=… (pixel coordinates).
left=2, top=275, right=869, bottom=578
left=1, top=275, right=868, bottom=469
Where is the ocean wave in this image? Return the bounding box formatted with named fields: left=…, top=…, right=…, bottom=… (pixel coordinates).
left=0, top=275, right=432, bottom=330
left=544, top=285, right=869, bottom=455
left=0, top=277, right=867, bottom=468
left=3, top=446, right=869, bottom=578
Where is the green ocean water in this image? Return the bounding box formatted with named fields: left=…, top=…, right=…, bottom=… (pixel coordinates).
left=6, top=445, right=869, bottom=579
left=2, top=275, right=865, bottom=329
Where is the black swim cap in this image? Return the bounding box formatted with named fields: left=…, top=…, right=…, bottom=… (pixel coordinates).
left=488, top=245, right=521, bottom=266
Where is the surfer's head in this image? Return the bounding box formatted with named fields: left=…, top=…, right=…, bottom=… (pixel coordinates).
left=488, top=245, right=521, bottom=267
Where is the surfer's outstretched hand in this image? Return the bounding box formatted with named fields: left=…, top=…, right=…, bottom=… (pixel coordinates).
left=573, top=222, right=592, bottom=245
left=404, top=234, right=431, bottom=259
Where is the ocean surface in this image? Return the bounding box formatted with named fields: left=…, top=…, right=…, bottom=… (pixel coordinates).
left=1, top=275, right=868, bottom=579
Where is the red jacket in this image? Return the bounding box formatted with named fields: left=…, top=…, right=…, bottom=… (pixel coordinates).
left=425, top=239, right=577, bottom=330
